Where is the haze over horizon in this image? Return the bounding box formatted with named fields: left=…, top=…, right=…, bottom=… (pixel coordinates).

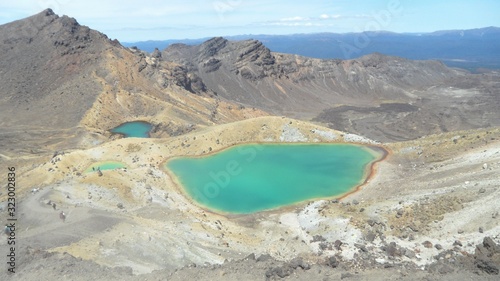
left=1, top=0, right=499, bottom=42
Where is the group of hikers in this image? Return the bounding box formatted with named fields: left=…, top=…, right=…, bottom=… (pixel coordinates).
left=92, top=166, right=103, bottom=176
left=52, top=203, right=66, bottom=222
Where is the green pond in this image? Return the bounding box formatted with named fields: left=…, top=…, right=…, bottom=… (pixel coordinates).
left=85, top=161, right=127, bottom=173
left=110, top=121, right=152, bottom=138
left=166, top=143, right=384, bottom=214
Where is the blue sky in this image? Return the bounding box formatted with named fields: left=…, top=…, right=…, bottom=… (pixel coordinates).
left=0, top=0, right=499, bottom=42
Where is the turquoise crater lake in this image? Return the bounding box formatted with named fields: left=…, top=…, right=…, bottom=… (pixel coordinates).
left=166, top=143, right=385, bottom=214
left=110, top=121, right=152, bottom=138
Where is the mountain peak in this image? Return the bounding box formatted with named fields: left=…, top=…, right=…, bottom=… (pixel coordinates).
left=0, top=8, right=83, bottom=37
left=0, top=8, right=121, bottom=128
left=0, top=8, right=116, bottom=50
left=28, top=7, right=60, bottom=24
left=42, top=8, right=56, bottom=16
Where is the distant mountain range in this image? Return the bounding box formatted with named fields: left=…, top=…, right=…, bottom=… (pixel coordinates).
left=124, top=27, right=500, bottom=72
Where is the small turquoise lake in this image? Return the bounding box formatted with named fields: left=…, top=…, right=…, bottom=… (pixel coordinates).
left=166, top=143, right=385, bottom=214
left=110, top=121, right=152, bottom=138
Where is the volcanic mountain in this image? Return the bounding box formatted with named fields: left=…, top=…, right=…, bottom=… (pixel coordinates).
left=0, top=9, right=265, bottom=157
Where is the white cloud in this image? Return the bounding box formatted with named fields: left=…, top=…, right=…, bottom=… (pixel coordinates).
left=265, top=13, right=346, bottom=27
left=319, top=14, right=342, bottom=20
left=280, top=16, right=309, bottom=22
left=354, top=14, right=372, bottom=19
left=264, top=21, right=325, bottom=27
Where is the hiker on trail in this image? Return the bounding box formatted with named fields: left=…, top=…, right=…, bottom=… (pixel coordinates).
left=52, top=202, right=57, bottom=210
left=59, top=211, right=66, bottom=223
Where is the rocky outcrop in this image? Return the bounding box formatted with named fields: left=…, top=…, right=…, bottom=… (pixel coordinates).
left=265, top=257, right=311, bottom=279
left=474, top=237, right=500, bottom=275
left=197, top=37, right=228, bottom=59
left=235, top=40, right=275, bottom=66
left=151, top=48, right=162, bottom=59
left=170, top=66, right=207, bottom=94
